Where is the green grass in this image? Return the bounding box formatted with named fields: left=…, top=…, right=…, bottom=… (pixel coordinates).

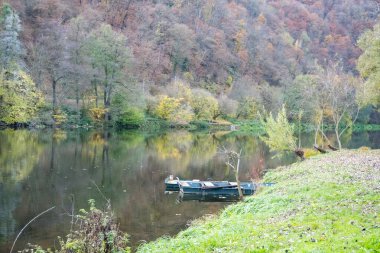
left=137, top=150, right=380, bottom=252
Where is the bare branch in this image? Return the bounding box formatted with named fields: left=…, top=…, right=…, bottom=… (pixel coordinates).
left=10, top=206, right=56, bottom=253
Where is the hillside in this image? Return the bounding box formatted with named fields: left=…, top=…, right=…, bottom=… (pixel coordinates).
left=0, top=0, right=378, bottom=127
left=5, top=0, right=378, bottom=88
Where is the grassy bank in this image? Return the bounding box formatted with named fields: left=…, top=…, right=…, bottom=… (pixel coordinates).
left=138, top=150, right=380, bottom=252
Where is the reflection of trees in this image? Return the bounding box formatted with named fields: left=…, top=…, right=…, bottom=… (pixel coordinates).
left=0, top=130, right=46, bottom=246
left=217, top=133, right=267, bottom=181
left=0, top=130, right=44, bottom=182
left=150, top=131, right=193, bottom=173
left=0, top=183, right=20, bottom=245
left=1, top=129, right=375, bottom=251
left=153, top=131, right=193, bottom=160
left=189, top=134, right=218, bottom=167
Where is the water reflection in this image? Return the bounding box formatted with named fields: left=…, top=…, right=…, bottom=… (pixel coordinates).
left=0, top=129, right=379, bottom=251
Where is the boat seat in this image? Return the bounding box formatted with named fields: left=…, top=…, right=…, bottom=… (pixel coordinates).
left=180, top=182, right=190, bottom=187
left=203, top=182, right=214, bottom=187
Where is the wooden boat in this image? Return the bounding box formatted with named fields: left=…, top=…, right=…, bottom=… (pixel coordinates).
left=178, top=191, right=241, bottom=202
left=165, top=176, right=256, bottom=198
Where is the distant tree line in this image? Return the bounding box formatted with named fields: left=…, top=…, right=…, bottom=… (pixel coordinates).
left=0, top=1, right=378, bottom=130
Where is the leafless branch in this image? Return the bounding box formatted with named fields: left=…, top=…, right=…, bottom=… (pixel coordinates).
left=10, top=206, right=56, bottom=253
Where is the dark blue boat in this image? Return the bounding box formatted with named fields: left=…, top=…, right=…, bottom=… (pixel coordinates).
left=178, top=191, right=242, bottom=202
left=165, top=176, right=256, bottom=199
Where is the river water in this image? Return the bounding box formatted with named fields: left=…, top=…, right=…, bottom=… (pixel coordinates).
left=0, top=129, right=379, bottom=251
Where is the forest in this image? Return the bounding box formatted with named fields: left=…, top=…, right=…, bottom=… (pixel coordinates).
left=1, top=2, right=380, bottom=252
left=0, top=0, right=379, bottom=130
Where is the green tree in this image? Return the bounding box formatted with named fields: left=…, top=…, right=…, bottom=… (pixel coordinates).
left=285, top=75, right=318, bottom=121
left=357, top=23, right=380, bottom=106
left=111, top=93, right=144, bottom=128
left=0, top=3, right=24, bottom=69
left=155, top=95, right=194, bottom=124
left=260, top=105, right=300, bottom=158
left=86, top=24, right=131, bottom=123
left=284, top=74, right=328, bottom=147
left=0, top=70, right=44, bottom=124
left=236, top=97, right=259, bottom=119
left=167, top=23, right=196, bottom=75
left=66, top=15, right=93, bottom=120
left=190, top=89, right=219, bottom=120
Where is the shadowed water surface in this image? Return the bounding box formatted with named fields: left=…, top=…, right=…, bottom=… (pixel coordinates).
left=0, top=129, right=379, bottom=251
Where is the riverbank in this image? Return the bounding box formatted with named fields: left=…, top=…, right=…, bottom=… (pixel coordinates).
left=3, top=117, right=380, bottom=135
left=137, top=149, right=380, bottom=252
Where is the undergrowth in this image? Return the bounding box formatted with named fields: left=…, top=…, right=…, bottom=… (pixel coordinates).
left=22, top=200, right=130, bottom=253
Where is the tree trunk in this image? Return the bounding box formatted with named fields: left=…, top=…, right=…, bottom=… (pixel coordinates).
left=314, top=117, right=321, bottom=146
left=92, top=80, right=98, bottom=107
left=103, top=87, right=111, bottom=123
left=121, top=0, right=133, bottom=29
left=335, top=126, right=342, bottom=150
left=235, top=154, right=243, bottom=200
left=103, top=67, right=111, bottom=123
left=52, top=79, right=57, bottom=112
left=75, top=82, right=80, bottom=122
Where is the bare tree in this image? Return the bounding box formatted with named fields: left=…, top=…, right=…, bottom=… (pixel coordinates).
left=317, top=64, right=361, bottom=149
left=221, top=147, right=243, bottom=199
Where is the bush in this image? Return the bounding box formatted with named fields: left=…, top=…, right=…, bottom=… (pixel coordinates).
left=88, top=107, right=106, bottom=123
left=190, top=89, right=219, bottom=120
left=115, top=107, right=145, bottom=128
left=260, top=105, right=297, bottom=156
left=303, top=148, right=319, bottom=158
left=217, top=95, right=238, bottom=118
left=52, top=108, right=67, bottom=127
left=111, top=93, right=145, bottom=128
left=154, top=95, right=194, bottom=124
left=236, top=97, right=259, bottom=120
left=23, top=200, right=130, bottom=253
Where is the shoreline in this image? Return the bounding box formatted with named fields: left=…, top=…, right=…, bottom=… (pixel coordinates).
left=1, top=121, right=380, bottom=134
left=137, top=150, right=380, bottom=252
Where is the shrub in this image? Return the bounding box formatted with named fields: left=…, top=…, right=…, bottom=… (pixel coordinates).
left=303, top=148, right=319, bottom=158
left=52, top=108, right=67, bottom=127
left=260, top=105, right=297, bottom=156
left=217, top=95, right=238, bottom=118
left=190, top=89, right=218, bottom=120
left=115, top=107, right=144, bottom=128
left=236, top=97, right=259, bottom=120
left=154, top=95, right=194, bottom=124
left=88, top=107, right=107, bottom=123
left=23, top=200, right=130, bottom=253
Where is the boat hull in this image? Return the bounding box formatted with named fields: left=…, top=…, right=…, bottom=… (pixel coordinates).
left=180, top=182, right=255, bottom=196
left=165, top=178, right=256, bottom=199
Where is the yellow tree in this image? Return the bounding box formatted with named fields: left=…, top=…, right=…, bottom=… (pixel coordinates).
left=0, top=70, right=44, bottom=124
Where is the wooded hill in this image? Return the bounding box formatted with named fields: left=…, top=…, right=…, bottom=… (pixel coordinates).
left=0, top=0, right=379, bottom=126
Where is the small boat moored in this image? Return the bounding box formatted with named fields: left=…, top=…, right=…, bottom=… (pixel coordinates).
left=165, top=176, right=256, bottom=200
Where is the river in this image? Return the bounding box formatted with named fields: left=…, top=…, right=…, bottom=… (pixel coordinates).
left=0, top=129, right=379, bottom=251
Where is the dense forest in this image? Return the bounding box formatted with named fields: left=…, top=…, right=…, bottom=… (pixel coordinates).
left=0, top=0, right=379, bottom=128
